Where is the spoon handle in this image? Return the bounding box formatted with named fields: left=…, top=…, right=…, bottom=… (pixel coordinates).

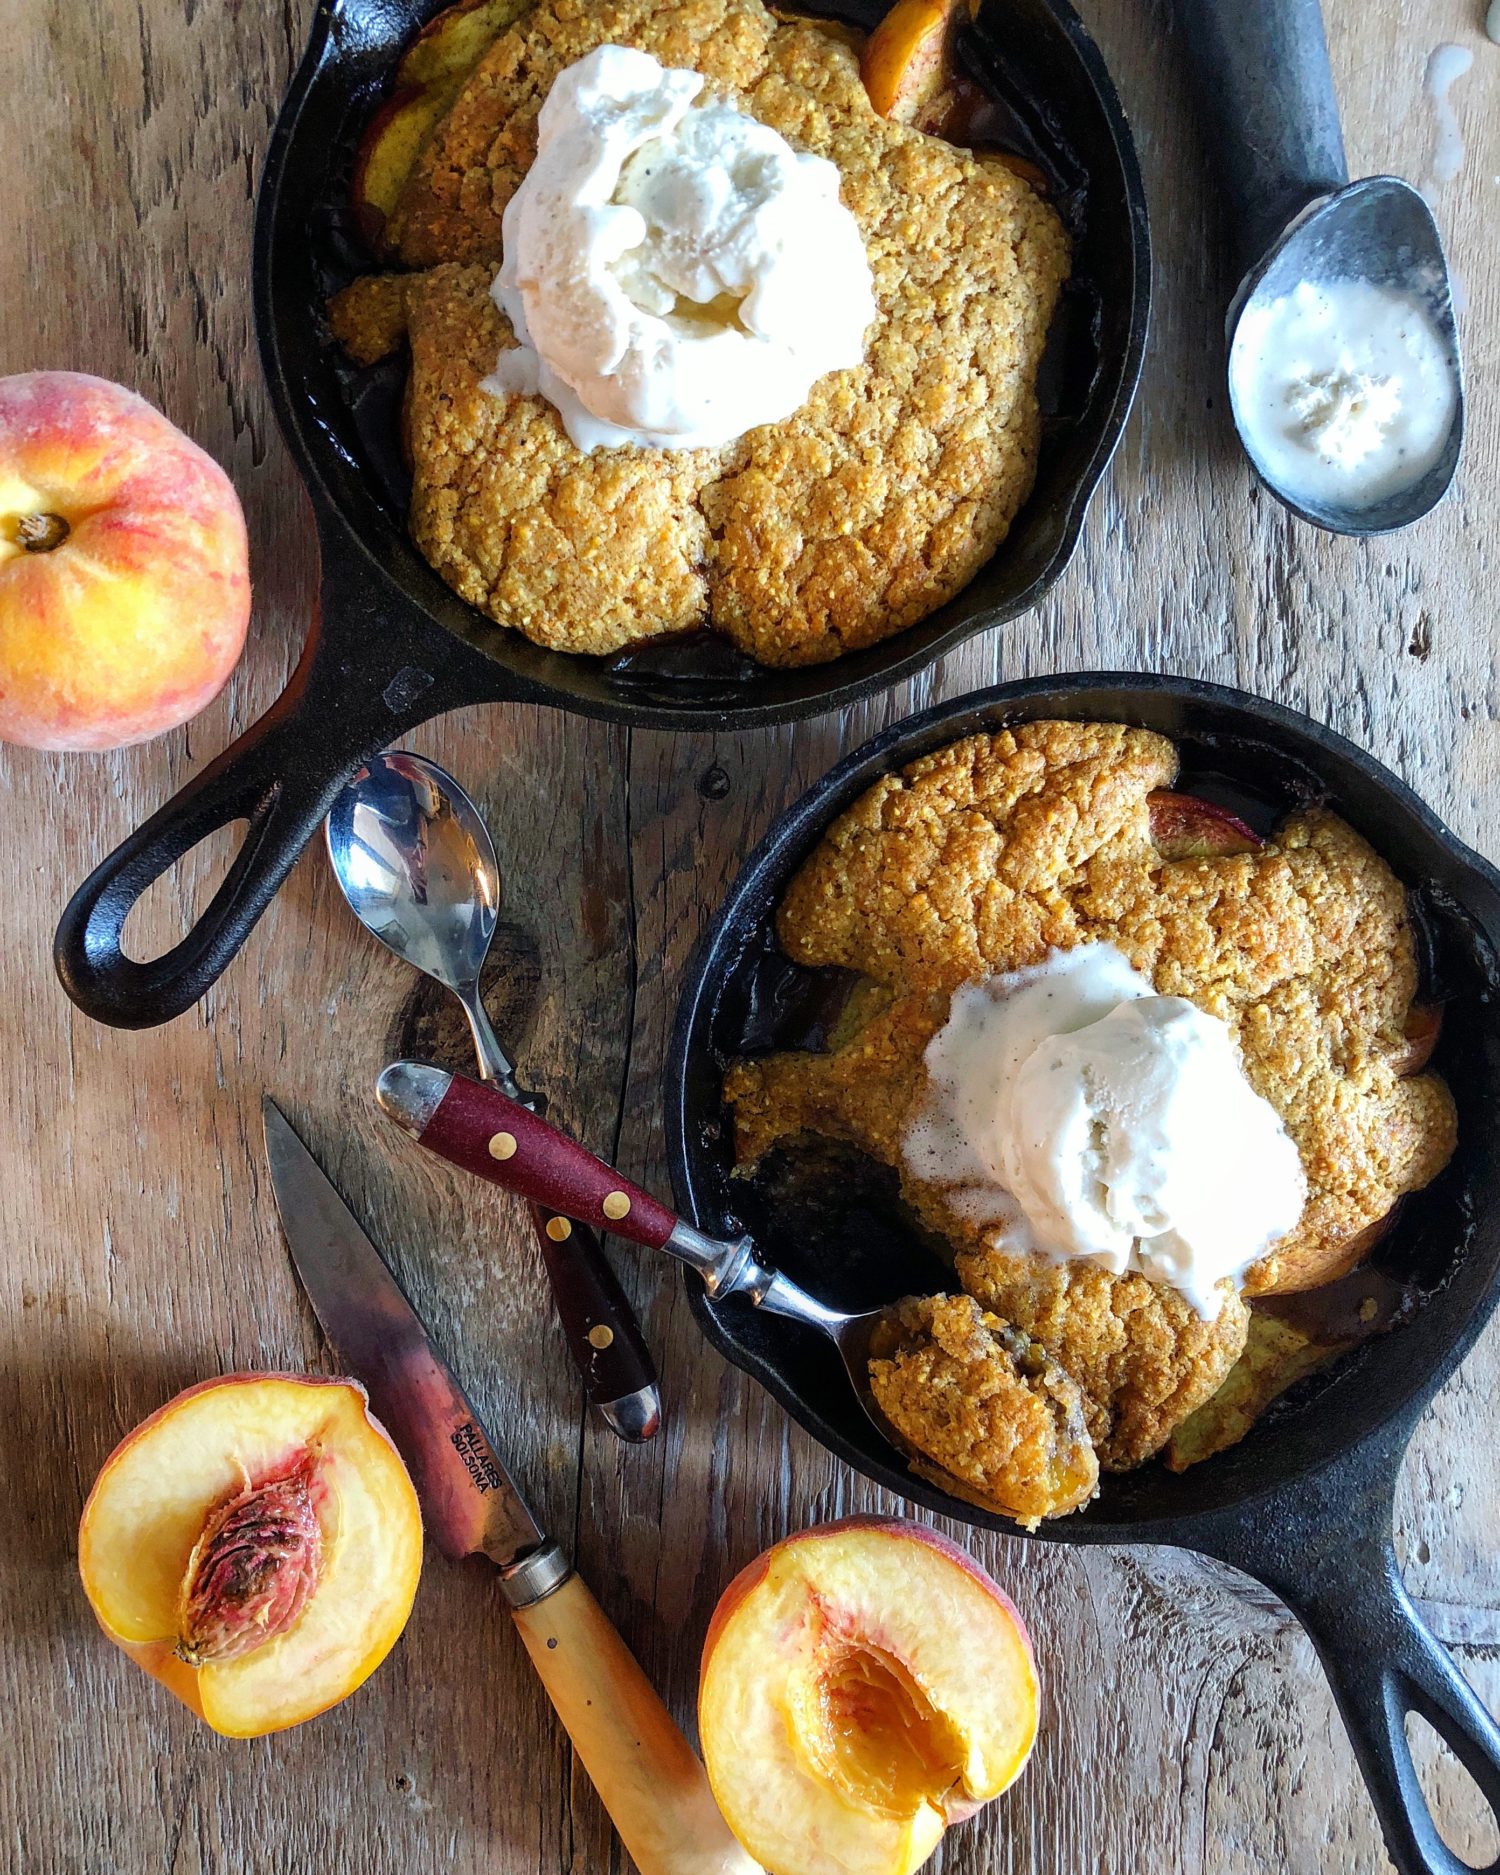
left=456, top=991, right=661, bottom=1438
left=379, top=1061, right=789, bottom=1303
left=528, top=1202, right=661, bottom=1441
left=381, top=1063, right=681, bottom=1245
left=1172, top=0, right=1348, bottom=280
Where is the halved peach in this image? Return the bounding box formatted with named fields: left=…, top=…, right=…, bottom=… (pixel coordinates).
left=1147, top=789, right=1262, bottom=860
left=78, top=1375, right=422, bottom=1737
left=699, top=1517, right=1038, bottom=1875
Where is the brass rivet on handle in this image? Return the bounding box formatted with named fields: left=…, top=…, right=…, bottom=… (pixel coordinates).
left=487, top=1131, right=517, bottom=1161
left=545, top=1216, right=572, bottom=1242
left=587, top=1324, right=615, bottom=1350
left=602, top=1191, right=631, bottom=1221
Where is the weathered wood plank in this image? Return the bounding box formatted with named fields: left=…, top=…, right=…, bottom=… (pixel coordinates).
left=1, top=0, right=1496, bottom=1870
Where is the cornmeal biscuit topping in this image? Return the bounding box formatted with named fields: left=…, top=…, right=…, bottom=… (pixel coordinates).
left=725, top=722, right=1457, bottom=1499
left=868, top=1294, right=1099, bottom=1526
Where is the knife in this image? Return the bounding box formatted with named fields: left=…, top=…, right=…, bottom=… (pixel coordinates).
left=262, top=1098, right=757, bottom=1875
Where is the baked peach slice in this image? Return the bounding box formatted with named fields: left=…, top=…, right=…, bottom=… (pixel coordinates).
left=699, top=1517, right=1038, bottom=1875
left=859, top=0, right=1054, bottom=161
left=860, top=0, right=975, bottom=126
left=1147, top=789, right=1262, bottom=859
left=1164, top=1312, right=1340, bottom=1470
left=1393, top=1001, right=1443, bottom=1078
left=351, top=0, right=534, bottom=252
left=78, top=1375, right=422, bottom=1737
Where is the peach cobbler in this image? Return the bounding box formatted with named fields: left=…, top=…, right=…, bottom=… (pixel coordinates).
left=330, top=0, right=1069, bottom=666
left=725, top=721, right=1456, bottom=1523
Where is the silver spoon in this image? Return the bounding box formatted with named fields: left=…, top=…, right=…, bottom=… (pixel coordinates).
left=376, top=1057, right=1065, bottom=1522
left=325, top=751, right=661, bottom=1441
left=1176, top=0, right=1463, bottom=533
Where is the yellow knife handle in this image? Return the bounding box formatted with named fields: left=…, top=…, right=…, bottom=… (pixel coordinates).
left=511, top=1572, right=760, bottom=1875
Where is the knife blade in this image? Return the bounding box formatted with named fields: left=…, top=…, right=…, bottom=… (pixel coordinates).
left=261, top=1096, right=760, bottom=1875
left=262, top=1096, right=547, bottom=1576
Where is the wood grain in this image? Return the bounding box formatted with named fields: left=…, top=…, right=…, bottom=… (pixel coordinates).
left=1, top=0, right=1496, bottom=1871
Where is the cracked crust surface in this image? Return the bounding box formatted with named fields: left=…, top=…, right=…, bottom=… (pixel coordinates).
left=403, top=264, right=716, bottom=653
left=725, top=721, right=1457, bottom=1477
left=361, top=0, right=1069, bottom=665
left=953, top=1253, right=1250, bottom=1469
left=868, top=1294, right=1098, bottom=1523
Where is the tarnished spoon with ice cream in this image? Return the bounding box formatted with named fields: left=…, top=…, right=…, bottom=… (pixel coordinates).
left=1175, top=0, right=1463, bottom=533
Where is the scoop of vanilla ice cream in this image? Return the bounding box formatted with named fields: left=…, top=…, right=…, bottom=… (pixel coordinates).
left=903, top=944, right=1306, bottom=1317
left=485, top=45, right=875, bottom=452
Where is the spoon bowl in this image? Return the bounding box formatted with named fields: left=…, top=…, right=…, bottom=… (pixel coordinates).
left=373, top=1057, right=1024, bottom=1515
left=1174, top=0, right=1465, bottom=535
left=661, top=1222, right=940, bottom=1502
left=326, top=751, right=519, bottom=1088
left=1228, top=178, right=1464, bottom=535
left=820, top=1308, right=1035, bottom=1521
left=326, top=752, right=662, bottom=1441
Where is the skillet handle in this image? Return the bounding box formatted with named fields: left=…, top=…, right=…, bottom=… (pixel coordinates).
left=55, top=559, right=477, bottom=1028
left=1199, top=1424, right=1500, bottom=1875
left=1287, top=1535, right=1500, bottom=1875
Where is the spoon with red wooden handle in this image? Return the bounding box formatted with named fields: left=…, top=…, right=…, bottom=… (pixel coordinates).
left=375, top=1059, right=969, bottom=1490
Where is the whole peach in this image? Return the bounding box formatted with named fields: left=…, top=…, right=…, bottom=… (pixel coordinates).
left=0, top=371, right=251, bottom=751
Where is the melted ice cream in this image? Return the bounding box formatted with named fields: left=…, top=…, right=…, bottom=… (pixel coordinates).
left=1229, top=278, right=1458, bottom=511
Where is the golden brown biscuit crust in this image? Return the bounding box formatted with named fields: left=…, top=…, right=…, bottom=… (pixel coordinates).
left=328, top=274, right=413, bottom=368
left=391, top=0, right=780, bottom=267
left=868, top=1294, right=1099, bottom=1523
left=404, top=265, right=716, bottom=653
left=954, top=1252, right=1250, bottom=1470
left=382, top=0, right=1069, bottom=664
left=725, top=722, right=1457, bottom=1463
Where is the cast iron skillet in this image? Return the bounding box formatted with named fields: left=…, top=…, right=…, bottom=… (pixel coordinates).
left=51, top=0, right=1148, bottom=1032
left=667, top=672, right=1500, bottom=1875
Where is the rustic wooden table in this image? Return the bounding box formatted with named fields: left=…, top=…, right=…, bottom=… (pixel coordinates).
left=4, top=0, right=1497, bottom=1869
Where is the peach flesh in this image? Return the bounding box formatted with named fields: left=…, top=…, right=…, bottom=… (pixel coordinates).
left=0, top=371, right=250, bottom=751
left=78, top=1374, right=422, bottom=1737
left=860, top=0, right=970, bottom=125
left=700, top=1517, right=1038, bottom=1875
left=794, top=1627, right=969, bottom=1818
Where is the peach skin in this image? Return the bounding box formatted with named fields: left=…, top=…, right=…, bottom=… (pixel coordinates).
left=0, top=371, right=250, bottom=751
left=860, top=0, right=973, bottom=124
left=351, top=0, right=533, bottom=252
